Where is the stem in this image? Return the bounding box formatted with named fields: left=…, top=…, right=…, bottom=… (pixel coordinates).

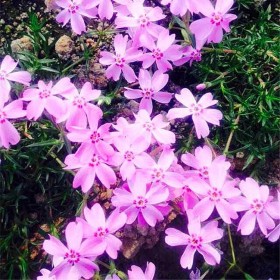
left=202, top=47, right=239, bottom=54
left=62, top=56, right=85, bottom=74
left=227, top=224, right=236, bottom=265
left=95, top=260, right=111, bottom=270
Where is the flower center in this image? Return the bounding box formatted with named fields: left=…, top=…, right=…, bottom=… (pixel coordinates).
left=199, top=166, right=209, bottom=179
left=208, top=187, right=222, bottom=201
left=211, top=13, right=223, bottom=25
left=188, top=234, right=203, bottom=248
left=94, top=226, right=109, bottom=238
left=133, top=196, right=148, bottom=208
left=142, top=88, right=154, bottom=99
left=189, top=103, right=202, bottom=116
left=64, top=249, right=80, bottom=265
left=115, top=54, right=125, bottom=67
left=152, top=48, right=163, bottom=60
left=151, top=168, right=164, bottom=182
left=88, top=154, right=100, bottom=167
left=124, top=151, right=135, bottom=161
left=143, top=122, right=155, bottom=131
left=39, top=89, right=51, bottom=99
left=191, top=50, right=202, bottom=61
left=0, top=111, right=7, bottom=124
left=90, top=131, right=101, bottom=143
left=72, top=96, right=86, bottom=108
left=0, top=70, right=7, bottom=80
left=250, top=199, right=264, bottom=214
left=68, top=3, right=79, bottom=14
left=138, top=14, right=150, bottom=27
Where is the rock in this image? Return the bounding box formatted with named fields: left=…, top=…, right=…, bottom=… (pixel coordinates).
left=44, top=0, right=59, bottom=12
left=55, top=35, right=74, bottom=59
left=11, top=36, right=33, bottom=53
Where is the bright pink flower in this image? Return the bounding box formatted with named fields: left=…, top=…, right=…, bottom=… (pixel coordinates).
left=56, top=0, right=96, bottom=34
left=111, top=179, right=169, bottom=226
left=60, top=82, right=102, bottom=130
left=78, top=204, right=127, bottom=259
left=140, top=29, right=182, bottom=73
left=0, top=100, right=26, bottom=149
left=236, top=178, right=280, bottom=235
left=161, top=0, right=198, bottom=16
left=86, top=0, right=114, bottom=20
left=23, top=78, right=75, bottom=122
left=190, top=0, right=237, bottom=44
left=64, top=149, right=116, bottom=192
left=166, top=89, right=223, bottom=139
left=99, top=34, right=142, bottom=83
left=181, top=145, right=230, bottom=180
left=128, top=262, right=155, bottom=280
left=188, top=160, right=240, bottom=223
left=43, top=221, right=104, bottom=280
left=165, top=218, right=223, bottom=269
left=124, top=70, right=172, bottom=114
left=0, top=55, right=31, bottom=104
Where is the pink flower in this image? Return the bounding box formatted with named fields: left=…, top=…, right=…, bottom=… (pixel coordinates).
left=99, top=34, right=142, bottom=83
left=266, top=224, right=280, bottom=243
left=56, top=0, right=97, bottom=34
left=128, top=262, right=156, bottom=280
left=236, top=178, right=280, bottom=235
left=173, top=45, right=202, bottom=67
left=140, top=29, right=182, bottom=73
left=0, top=100, right=26, bottom=149
left=188, top=160, right=240, bottom=223
left=190, top=0, right=237, bottom=44
left=43, top=221, right=104, bottom=280
left=64, top=149, right=116, bottom=192
left=37, top=269, right=56, bottom=280
left=161, top=0, right=198, bottom=16
left=111, top=179, right=169, bottom=226
left=0, top=55, right=31, bottom=104
left=86, top=0, right=114, bottom=20
left=60, top=82, right=103, bottom=130
left=166, top=89, right=223, bottom=139
left=78, top=204, right=127, bottom=259
left=165, top=218, right=223, bottom=269
left=181, top=145, right=230, bottom=180
left=124, top=70, right=172, bottom=114
left=23, top=78, right=75, bottom=121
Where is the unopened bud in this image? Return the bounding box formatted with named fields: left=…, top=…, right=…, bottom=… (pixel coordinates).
left=196, top=83, right=206, bottom=91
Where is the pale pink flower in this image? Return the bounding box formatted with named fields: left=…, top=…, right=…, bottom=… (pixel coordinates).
left=128, top=262, right=156, bottom=280
left=78, top=204, right=127, bottom=259
left=188, top=160, right=240, bottom=223
left=99, top=34, right=142, bottom=83
left=23, top=78, right=75, bottom=122
left=37, top=269, right=56, bottom=280
left=166, top=89, right=223, bottom=139
left=64, top=149, right=116, bottom=192
left=181, top=145, right=230, bottom=180
left=266, top=224, right=280, bottom=242
left=0, top=55, right=31, bottom=104
left=111, top=179, right=169, bottom=226
left=56, top=0, right=97, bottom=34
left=190, top=0, right=237, bottom=44
left=161, top=0, right=198, bottom=16
left=236, top=178, right=280, bottom=235
left=140, top=29, right=182, bottom=73
left=165, top=218, right=223, bottom=269
left=60, top=82, right=102, bottom=130
left=0, top=100, right=26, bottom=149
left=173, top=45, right=202, bottom=67
left=124, top=70, right=172, bottom=114
left=43, top=221, right=104, bottom=280
left=86, top=0, right=114, bottom=20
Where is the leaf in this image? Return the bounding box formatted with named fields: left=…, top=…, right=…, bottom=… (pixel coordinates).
left=26, top=139, right=62, bottom=147
left=244, top=273, right=255, bottom=280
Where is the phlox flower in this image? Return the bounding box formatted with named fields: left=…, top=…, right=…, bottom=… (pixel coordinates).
left=0, top=100, right=26, bottom=149
left=99, top=34, right=142, bottom=83
left=78, top=203, right=127, bottom=259
left=59, top=82, right=103, bottom=130
left=161, top=0, right=198, bottom=16
left=181, top=145, right=230, bottom=180
left=23, top=78, right=76, bottom=122
left=56, top=0, right=97, bottom=34
left=188, top=160, right=240, bottom=223
left=124, top=70, right=172, bottom=114
left=173, top=43, right=202, bottom=67
left=128, top=262, right=156, bottom=280
left=131, top=109, right=175, bottom=146
left=166, top=89, right=223, bottom=139
left=37, top=269, right=56, bottom=280
left=43, top=221, right=104, bottom=280
left=140, top=29, right=182, bottom=73
left=114, top=0, right=145, bottom=16
left=86, top=0, right=114, bottom=20
left=236, top=178, right=280, bottom=236
left=190, top=0, right=237, bottom=44
left=165, top=218, right=223, bottom=269
left=266, top=224, right=280, bottom=243
left=111, top=179, right=169, bottom=226
left=64, top=149, right=116, bottom=192
left=0, top=55, right=31, bottom=104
